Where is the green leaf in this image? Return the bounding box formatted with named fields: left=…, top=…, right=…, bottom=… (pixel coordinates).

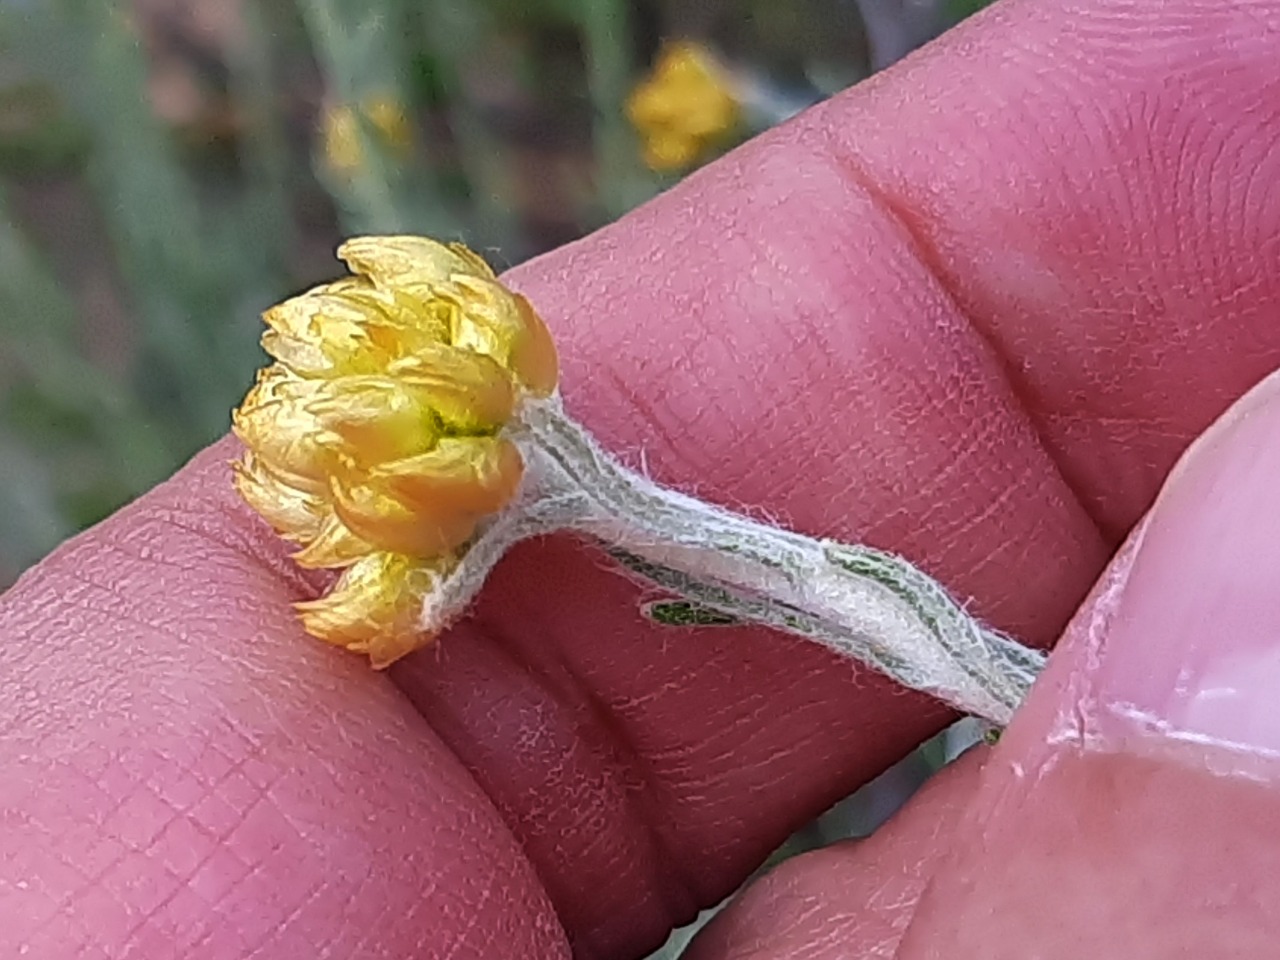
left=642, top=600, right=741, bottom=627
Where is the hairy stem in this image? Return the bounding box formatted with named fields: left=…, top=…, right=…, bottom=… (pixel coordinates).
left=423, top=397, right=1045, bottom=724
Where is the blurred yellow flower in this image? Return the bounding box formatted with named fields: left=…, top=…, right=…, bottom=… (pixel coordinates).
left=321, top=94, right=414, bottom=177
left=626, top=41, right=741, bottom=172
left=232, top=236, right=558, bottom=667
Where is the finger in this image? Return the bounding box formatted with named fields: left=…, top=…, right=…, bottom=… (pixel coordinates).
left=681, top=755, right=984, bottom=960
left=895, top=369, right=1280, bottom=955
left=405, top=0, right=1280, bottom=953
left=0, top=448, right=567, bottom=959
left=2, top=2, right=1278, bottom=959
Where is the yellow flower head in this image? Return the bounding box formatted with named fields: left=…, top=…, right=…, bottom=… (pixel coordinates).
left=321, top=94, right=414, bottom=177
left=625, top=41, right=741, bottom=173
left=233, top=236, right=557, bottom=667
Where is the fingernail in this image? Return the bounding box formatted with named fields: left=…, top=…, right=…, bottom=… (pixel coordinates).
left=1089, top=366, right=1280, bottom=772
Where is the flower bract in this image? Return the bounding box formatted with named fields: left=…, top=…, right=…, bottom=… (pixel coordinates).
left=232, top=236, right=557, bottom=666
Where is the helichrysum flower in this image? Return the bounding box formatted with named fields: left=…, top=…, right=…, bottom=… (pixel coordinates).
left=232, top=235, right=1041, bottom=724
left=625, top=41, right=742, bottom=172
left=232, top=236, right=557, bottom=667
left=321, top=94, right=414, bottom=177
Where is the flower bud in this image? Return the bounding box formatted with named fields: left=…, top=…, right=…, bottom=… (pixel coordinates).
left=626, top=41, right=742, bottom=173
left=232, top=236, right=558, bottom=665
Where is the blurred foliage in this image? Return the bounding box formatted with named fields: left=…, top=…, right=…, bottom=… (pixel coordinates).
left=0, top=0, right=995, bottom=949
left=0, top=0, right=996, bottom=580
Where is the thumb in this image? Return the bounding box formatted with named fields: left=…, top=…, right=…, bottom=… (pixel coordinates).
left=898, top=366, right=1280, bottom=956
left=674, top=365, right=1280, bottom=960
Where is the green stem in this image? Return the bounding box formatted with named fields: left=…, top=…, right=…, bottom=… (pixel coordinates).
left=577, top=0, right=653, bottom=220
left=417, top=0, right=524, bottom=255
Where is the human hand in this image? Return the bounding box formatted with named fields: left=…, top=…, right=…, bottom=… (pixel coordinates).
left=2, top=0, right=1278, bottom=956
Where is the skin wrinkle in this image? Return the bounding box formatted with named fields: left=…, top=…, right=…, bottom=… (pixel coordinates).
left=593, top=666, right=755, bottom=929
left=874, top=415, right=1025, bottom=543
left=813, top=137, right=1112, bottom=544
left=943, top=475, right=1025, bottom=548
left=147, top=820, right=309, bottom=960
left=569, top=677, right=692, bottom=910
left=594, top=334, right=783, bottom=507
left=152, top=772, right=303, bottom=953
left=85, top=765, right=248, bottom=955
left=471, top=594, right=666, bottom=850
left=127, top=509, right=319, bottom=600
left=595, top=366, right=690, bottom=485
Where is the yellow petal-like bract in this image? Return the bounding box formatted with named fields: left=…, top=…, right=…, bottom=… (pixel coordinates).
left=232, top=236, right=558, bottom=666
left=625, top=41, right=741, bottom=173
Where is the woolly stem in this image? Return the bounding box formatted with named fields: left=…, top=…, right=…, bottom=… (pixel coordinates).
left=424, top=396, right=1045, bottom=724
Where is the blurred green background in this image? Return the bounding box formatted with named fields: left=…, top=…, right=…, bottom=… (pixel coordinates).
left=0, top=3, right=994, bottom=954
left=0, top=0, right=993, bottom=585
